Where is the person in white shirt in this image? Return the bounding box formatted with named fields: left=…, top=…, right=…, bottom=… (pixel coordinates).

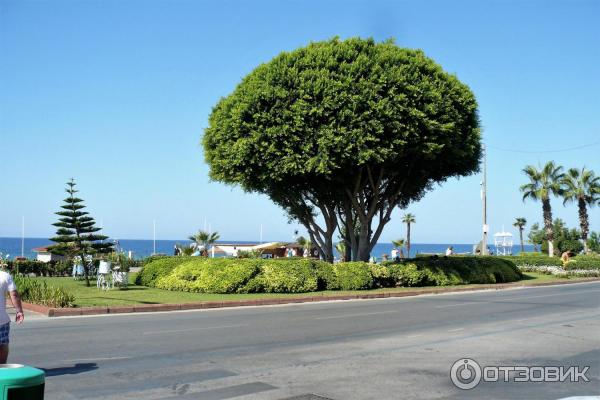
left=391, top=248, right=398, bottom=261
left=232, top=246, right=239, bottom=258
left=445, top=246, right=454, bottom=256
left=0, top=269, right=24, bottom=363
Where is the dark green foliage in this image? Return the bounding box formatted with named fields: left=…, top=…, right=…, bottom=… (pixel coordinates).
left=540, top=219, right=584, bottom=254
left=13, top=275, right=75, bottom=307
left=135, top=256, right=194, bottom=286
left=203, top=37, right=481, bottom=262
left=588, top=232, right=600, bottom=253
left=49, top=179, right=113, bottom=286
left=6, top=260, right=71, bottom=277
left=384, top=256, right=522, bottom=286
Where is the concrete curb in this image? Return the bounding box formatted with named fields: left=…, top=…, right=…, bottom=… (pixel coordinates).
left=21, top=277, right=600, bottom=318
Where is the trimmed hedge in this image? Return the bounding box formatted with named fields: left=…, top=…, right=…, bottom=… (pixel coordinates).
left=383, top=256, right=522, bottom=286
left=500, top=254, right=563, bottom=267
left=6, top=260, right=71, bottom=277
left=500, top=253, right=600, bottom=270
left=140, top=255, right=523, bottom=294
left=135, top=256, right=194, bottom=286
left=564, top=255, right=600, bottom=270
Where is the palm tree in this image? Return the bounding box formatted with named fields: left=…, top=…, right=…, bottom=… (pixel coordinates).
left=513, top=217, right=527, bottom=253
left=391, top=238, right=405, bottom=259
left=335, top=242, right=346, bottom=262
left=401, top=213, right=416, bottom=258
left=561, top=167, right=600, bottom=253
left=520, top=161, right=564, bottom=257
left=189, top=230, right=220, bottom=255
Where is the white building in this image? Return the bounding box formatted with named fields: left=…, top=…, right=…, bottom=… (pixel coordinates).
left=33, top=247, right=65, bottom=263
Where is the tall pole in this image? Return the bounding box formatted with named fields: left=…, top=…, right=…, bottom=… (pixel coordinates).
left=482, top=144, right=488, bottom=255
left=21, top=216, right=25, bottom=258
left=153, top=220, right=156, bottom=255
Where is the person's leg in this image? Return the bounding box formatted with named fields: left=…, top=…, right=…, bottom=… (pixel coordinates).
left=0, top=344, right=8, bottom=364
left=0, top=322, right=9, bottom=363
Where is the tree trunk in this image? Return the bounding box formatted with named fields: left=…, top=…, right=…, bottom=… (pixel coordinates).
left=519, top=228, right=524, bottom=253
left=406, top=223, right=411, bottom=258
left=578, top=197, right=589, bottom=253
left=542, top=198, right=554, bottom=257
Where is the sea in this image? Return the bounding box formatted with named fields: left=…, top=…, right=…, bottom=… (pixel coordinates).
left=0, top=237, right=535, bottom=261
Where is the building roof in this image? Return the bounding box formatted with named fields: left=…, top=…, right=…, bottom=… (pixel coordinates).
left=33, top=247, right=50, bottom=252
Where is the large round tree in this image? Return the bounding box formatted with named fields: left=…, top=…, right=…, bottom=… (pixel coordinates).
left=204, top=38, right=481, bottom=261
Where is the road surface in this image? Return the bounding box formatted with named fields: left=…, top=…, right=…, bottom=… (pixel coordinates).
left=11, top=281, right=600, bottom=399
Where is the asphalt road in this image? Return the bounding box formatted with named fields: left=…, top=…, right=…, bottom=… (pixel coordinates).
left=10, top=281, right=600, bottom=400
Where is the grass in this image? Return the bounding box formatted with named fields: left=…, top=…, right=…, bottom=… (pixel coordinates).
left=34, top=272, right=592, bottom=307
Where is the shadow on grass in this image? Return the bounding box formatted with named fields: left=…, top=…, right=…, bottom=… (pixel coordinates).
left=42, top=363, right=98, bottom=377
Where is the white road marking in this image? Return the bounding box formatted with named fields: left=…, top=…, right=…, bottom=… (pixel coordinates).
left=142, top=324, right=246, bottom=335
left=315, top=310, right=397, bottom=320
left=447, top=328, right=464, bottom=332
left=406, top=334, right=423, bottom=338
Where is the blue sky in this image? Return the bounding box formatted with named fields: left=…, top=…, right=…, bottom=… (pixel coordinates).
left=1, top=0, right=598, bottom=243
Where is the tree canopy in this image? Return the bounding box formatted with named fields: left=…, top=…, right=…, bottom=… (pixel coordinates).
left=203, top=37, right=481, bottom=261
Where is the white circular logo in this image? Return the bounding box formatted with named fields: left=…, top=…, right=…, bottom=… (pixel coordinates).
left=450, top=358, right=482, bottom=390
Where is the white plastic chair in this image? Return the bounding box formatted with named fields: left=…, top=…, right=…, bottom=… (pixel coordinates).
left=97, top=261, right=112, bottom=290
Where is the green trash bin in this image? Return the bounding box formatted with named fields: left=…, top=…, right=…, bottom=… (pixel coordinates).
left=0, top=364, right=45, bottom=399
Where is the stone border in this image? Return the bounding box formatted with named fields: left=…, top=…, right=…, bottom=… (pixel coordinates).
left=21, top=277, right=600, bottom=317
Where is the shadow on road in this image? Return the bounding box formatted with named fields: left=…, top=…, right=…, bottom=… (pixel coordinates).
left=42, top=362, right=98, bottom=376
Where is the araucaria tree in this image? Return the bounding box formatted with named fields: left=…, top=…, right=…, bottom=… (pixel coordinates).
left=50, top=179, right=113, bottom=286
left=520, top=162, right=564, bottom=257
left=513, top=217, right=527, bottom=253
left=203, top=38, right=481, bottom=261
left=561, top=167, right=600, bottom=253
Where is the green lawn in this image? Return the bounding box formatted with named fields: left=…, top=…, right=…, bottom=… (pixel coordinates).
left=35, top=272, right=588, bottom=307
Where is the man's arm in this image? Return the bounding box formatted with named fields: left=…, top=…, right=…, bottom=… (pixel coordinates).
left=9, top=291, right=24, bottom=324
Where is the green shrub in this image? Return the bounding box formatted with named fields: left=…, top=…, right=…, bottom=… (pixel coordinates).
left=500, top=254, right=562, bottom=267
left=387, top=263, right=427, bottom=286
left=257, top=259, right=318, bottom=293
left=135, top=256, right=192, bottom=286
left=6, top=260, right=71, bottom=277
left=14, top=275, right=75, bottom=308
left=315, top=261, right=337, bottom=290
left=156, top=258, right=260, bottom=293
left=369, top=263, right=394, bottom=288
left=383, top=256, right=521, bottom=286
left=333, top=262, right=373, bottom=290
left=566, top=255, right=600, bottom=270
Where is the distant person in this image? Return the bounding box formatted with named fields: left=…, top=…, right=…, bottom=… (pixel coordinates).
left=303, top=248, right=309, bottom=258
left=232, top=246, right=239, bottom=258
left=369, top=255, right=377, bottom=264
left=445, top=246, right=454, bottom=256
left=173, top=245, right=179, bottom=256
left=382, top=254, right=389, bottom=261
left=561, top=251, right=571, bottom=264
left=0, top=267, right=24, bottom=363
left=391, top=248, right=398, bottom=261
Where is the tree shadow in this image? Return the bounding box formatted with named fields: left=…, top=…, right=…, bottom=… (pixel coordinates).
left=42, top=363, right=98, bottom=377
